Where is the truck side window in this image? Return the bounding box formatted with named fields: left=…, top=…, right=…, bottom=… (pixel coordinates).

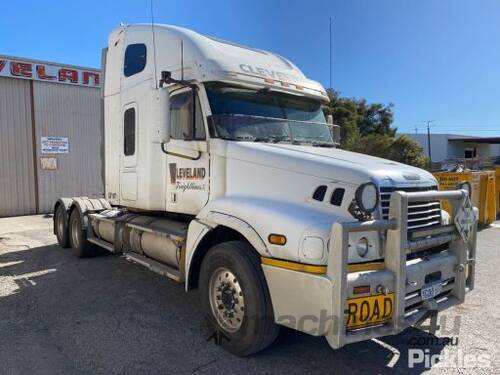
left=169, top=91, right=206, bottom=140
left=124, top=44, right=147, bottom=77
left=123, top=108, right=135, bottom=156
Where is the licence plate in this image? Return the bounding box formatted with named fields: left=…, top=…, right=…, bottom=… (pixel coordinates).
left=421, top=283, right=442, bottom=300
left=345, top=293, right=394, bottom=329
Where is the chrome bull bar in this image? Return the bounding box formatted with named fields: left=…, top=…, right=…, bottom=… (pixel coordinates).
left=326, top=190, right=477, bottom=349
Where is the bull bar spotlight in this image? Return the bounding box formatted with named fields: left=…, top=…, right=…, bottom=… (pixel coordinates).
left=456, top=181, right=472, bottom=199
left=355, top=182, right=379, bottom=215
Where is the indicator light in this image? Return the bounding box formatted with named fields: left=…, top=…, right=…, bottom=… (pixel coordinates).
left=268, top=234, right=287, bottom=246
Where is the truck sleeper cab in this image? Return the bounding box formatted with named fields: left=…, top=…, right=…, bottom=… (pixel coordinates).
left=53, top=24, right=477, bottom=356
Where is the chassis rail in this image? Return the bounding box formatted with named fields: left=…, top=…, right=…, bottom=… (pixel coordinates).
left=326, top=189, right=477, bottom=348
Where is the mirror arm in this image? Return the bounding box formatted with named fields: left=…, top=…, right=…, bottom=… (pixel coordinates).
left=192, top=90, right=196, bottom=140
left=160, top=70, right=198, bottom=90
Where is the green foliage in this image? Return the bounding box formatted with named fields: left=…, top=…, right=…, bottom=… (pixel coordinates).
left=356, top=100, right=396, bottom=137
left=326, top=91, right=360, bottom=150
left=325, top=89, right=428, bottom=168
left=389, top=135, right=429, bottom=168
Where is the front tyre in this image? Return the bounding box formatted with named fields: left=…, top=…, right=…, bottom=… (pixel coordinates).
left=69, top=209, right=98, bottom=258
left=199, top=241, right=279, bottom=356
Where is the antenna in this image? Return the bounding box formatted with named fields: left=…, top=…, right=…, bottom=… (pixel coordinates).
left=181, top=40, right=184, bottom=81
left=150, top=0, right=158, bottom=88
left=329, top=16, right=333, bottom=89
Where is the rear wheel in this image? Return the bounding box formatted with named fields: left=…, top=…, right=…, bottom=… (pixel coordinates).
left=199, top=241, right=279, bottom=356
left=69, top=209, right=98, bottom=258
left=55, top=205, right=70, bottom=248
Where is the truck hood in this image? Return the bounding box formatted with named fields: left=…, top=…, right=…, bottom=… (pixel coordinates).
left=226, top=142, right=437, bottom=187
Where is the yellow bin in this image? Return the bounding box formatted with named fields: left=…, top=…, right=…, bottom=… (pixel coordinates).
left=479, top=171, right=496, bottom=225
left=496, top=166, right=500, bottom=216
left=433, top=171, right=481, bottom=213
left=433, top=170, right=496, bottom=225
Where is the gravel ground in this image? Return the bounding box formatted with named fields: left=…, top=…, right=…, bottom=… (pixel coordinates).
left=0, top=214, right=499, bottom=375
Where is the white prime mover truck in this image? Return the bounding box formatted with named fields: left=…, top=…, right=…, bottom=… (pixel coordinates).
left=53, top=24, right=477, bottom=356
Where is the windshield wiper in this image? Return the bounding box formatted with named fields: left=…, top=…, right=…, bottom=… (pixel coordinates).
left=311, top=141, right=335, bottom=148
left=251, top=137, right=273, bottom=143
left=270, top=135, right=292, bottom=143
left=218, top=135, right=238, bottom=141
left=251, top=136, right=292, bottom=144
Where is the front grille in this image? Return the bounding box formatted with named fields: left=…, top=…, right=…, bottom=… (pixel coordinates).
left=380, top=185, right=441, bottom=231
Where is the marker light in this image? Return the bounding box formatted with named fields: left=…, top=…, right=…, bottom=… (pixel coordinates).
left=268, top=234, right=287, bottom=246
left=353, top=285, right=371, bottom=295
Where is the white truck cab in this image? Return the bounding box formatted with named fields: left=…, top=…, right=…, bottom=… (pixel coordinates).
left=54, top=24, right=477, bottom=356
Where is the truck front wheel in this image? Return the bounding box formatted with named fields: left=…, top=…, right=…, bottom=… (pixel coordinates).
left=69, top=210, right=97, bottom=258
left=199, top=241, right=279, bottom=356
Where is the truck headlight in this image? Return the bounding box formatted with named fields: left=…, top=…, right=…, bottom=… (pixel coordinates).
left=348, top=232, right=381, bottom=262
left=355, top=182, right=379, bottom=214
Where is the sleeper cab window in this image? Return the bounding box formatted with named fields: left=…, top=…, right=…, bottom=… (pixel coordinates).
left=123, top=108, right=136, bottom=156
left=169, top=91, right=206, bottom=140
left=124, top=43, right=147, bottom=77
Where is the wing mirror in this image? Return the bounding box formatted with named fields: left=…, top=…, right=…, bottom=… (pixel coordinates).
left=151, top=87, right=170, bottom=144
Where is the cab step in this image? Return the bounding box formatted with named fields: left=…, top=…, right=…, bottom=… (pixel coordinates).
left=124, top=251, right=183, bottom=282
left=88, top=237, right=115, bottom=252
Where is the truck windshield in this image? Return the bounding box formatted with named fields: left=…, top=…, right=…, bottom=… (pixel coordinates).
left=205, top=83, right=333, bottom=146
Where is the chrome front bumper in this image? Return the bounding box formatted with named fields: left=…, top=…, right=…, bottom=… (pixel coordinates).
left=262, top=190, right=477, bottom=349
left=326, top=189, right=477, bottom=348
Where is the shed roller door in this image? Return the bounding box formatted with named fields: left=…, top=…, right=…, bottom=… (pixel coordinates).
left=33, top=81, right=103, bottom=213
left=0, top=77, right=37, bottom=217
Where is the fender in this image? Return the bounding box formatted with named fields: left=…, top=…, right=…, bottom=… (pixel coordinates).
left=204, top=211, right=269, bottom=255
left=54, top=197, right=111, bottom=232
left=184, top=212, right=269, bottom=291
left=184, top=196, right=344, bottom=290
left=198, top=196, right=344, bottom=259
left=70, top=197, right=111, bottom=228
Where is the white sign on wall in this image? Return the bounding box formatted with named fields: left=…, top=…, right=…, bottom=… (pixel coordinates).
left=40, top=157, right=58, bottom=170
left=41, top=137, right=69, bottom=154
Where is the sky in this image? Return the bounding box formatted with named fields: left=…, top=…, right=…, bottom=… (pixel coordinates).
left=1, top=0, right=499, bottom=136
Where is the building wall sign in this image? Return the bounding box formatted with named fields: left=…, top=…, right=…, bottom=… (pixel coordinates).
left=41, top=136, right=69, bottom=154
left=0, top=56, right=100, bottom=87
left=40, top=157, right=58, bottom=170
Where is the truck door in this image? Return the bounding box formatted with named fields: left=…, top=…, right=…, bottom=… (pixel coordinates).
left=119, top=41, right=149, bottom=204
left=165, top=87, right=209, bottom=214
left=120, top=102, right=138, bottom=201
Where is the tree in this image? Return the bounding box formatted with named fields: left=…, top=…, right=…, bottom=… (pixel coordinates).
left=326, top=90, right=359, bottom=149
left=356, top=100, right=396, bottom=137
left=388, top=134, right=428, bottom=168
left=325, top=90, right=428, bottom=168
